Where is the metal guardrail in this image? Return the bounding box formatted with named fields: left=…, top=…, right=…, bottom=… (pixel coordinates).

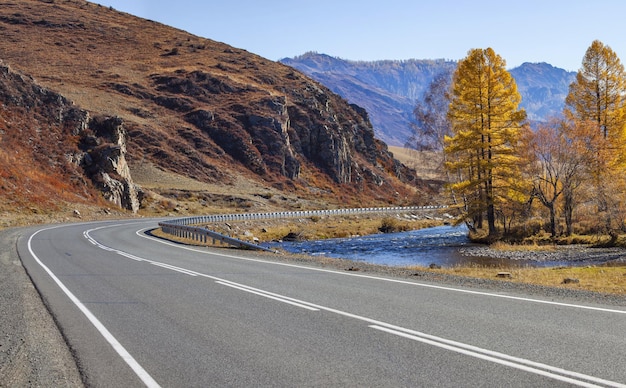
left=159, top=222, right=272, bottom=251
left=158, top=205, right=448, bottom=251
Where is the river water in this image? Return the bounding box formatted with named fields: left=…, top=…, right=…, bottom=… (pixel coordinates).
left=265, top=225, right=513, bottom=268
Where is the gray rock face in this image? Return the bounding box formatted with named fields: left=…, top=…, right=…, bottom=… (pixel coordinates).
left=82, top=116, right=141, bottom=213
left=155, top=67, right=415, bottom=192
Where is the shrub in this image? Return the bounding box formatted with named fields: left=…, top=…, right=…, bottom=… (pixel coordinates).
left=378, top=217, right=409, bottom=233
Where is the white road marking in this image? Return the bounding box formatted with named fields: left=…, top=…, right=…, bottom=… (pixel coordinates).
left=215, top=281, right=319, bottom=311
left=86, top=224, right=318, bottom=309
left=28, top=225, right=161, bottom=388
left=150, top=262, right=199, bottom=276
left=369, top=325, right=625, bottom=388
left=82, top=223, right=626, bottom=387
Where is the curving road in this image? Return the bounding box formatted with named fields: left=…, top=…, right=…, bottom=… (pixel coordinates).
left=18, top=219, right=626, bottom=387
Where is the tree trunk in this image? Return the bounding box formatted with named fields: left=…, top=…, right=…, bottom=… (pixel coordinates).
left=563, top=188, right=574, bottom=236
left=486, top=169, right=496, bottom=236
left=549, top=203, right=556, bottom=238
left=487, top=203, right=496, bottom=236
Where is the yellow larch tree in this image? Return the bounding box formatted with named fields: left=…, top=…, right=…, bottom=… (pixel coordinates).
left=565, top=40, right=626, bottom=142
left=565, top=40, right=626, bottom=234
left=445, top=48, right=527, bottom=237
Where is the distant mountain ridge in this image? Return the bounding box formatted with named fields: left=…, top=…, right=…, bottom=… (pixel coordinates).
left=281, top=52, right=576, bottom=146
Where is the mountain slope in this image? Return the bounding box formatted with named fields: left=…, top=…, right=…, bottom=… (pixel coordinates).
left=281, top=53, right=576, bottom=145
left=0, top=0, right=432, bottom=218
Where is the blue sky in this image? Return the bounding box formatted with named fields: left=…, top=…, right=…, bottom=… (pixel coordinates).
left=96, top=0, right=625, bottom=72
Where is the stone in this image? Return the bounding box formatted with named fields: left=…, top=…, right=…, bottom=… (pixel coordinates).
left=282, top=231, right=302, bottom=242
left=562, top=278, right=580, bottom=284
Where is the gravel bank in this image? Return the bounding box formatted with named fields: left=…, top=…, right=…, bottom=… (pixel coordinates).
left=0, top=228, right=83, bottom=387
left=461, top=244, right=626, bottom=265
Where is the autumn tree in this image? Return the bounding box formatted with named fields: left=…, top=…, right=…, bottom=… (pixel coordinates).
left=524, top=121, right=563, bottom=237
left=445, top=48, right=526, bottom=237
left=524, top=119, right=600, bottom=237
left=565, top=40, right=626, bottom=235
left=559, top=119, right=605, bottom=235
left=565, top=40, right=626, bottom=141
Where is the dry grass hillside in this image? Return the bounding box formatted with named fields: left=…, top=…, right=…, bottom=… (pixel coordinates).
left=0, top=0, right=443, bottom=225
left=388, top=146, right=445, bottom=181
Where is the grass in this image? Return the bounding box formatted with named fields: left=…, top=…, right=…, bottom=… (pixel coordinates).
left=421, top=264, right=626, bottom=295
left=388, top=146, right=444, bottom=181
left=489, top=241, right=557, bottom=252
left=221, top=214, right=443, bottom=242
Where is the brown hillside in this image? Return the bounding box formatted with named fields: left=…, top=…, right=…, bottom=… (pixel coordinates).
left=0, top=0, right=436, bottom=220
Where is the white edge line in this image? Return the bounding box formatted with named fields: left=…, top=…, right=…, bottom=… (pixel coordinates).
left=28, top=226, right=161, bottom=388
left=136, top=227, right=626, bottom=315
left=224, top=288, right=624, bottom=388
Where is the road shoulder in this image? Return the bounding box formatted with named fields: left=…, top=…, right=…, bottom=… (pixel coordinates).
left=0, top=227, right=83, bottom=387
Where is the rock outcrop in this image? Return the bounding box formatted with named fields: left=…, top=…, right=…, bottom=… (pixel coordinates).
left=81, top=116, right=141, bottom=213
left=0, top=60, right=141, bottom=212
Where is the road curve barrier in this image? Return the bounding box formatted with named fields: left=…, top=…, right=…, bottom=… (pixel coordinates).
left=158, top=205, right=449, bottom=251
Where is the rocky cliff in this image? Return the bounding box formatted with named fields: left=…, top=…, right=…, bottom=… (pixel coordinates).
left=81, top=116, right=141, bottom=212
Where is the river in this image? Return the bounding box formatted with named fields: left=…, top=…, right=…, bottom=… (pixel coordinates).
left=265, top=225, right=515, bottom=268
left=265, top=225, right=626, bottom=268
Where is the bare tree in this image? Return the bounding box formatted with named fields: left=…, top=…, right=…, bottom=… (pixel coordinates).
left=407, top=68, right=454, bottom=151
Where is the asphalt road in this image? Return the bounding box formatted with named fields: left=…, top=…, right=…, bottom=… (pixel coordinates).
left=18, top=219, right=626, bottom=387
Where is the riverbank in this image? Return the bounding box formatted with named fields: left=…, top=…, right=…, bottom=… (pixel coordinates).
left=162, top=214, right=626, bottom=295
left=461, top=243, right=626, bottom=266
